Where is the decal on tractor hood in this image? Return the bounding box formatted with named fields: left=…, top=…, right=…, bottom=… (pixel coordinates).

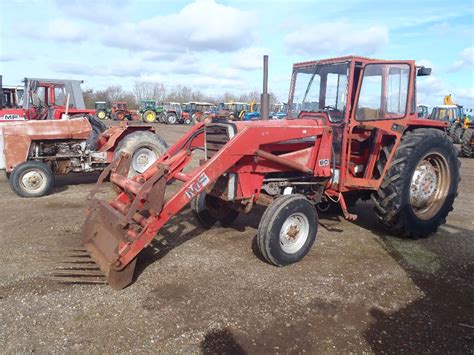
left=185, top=172, right=210, bottom=199
left=0, top=114, right=25, bottom=121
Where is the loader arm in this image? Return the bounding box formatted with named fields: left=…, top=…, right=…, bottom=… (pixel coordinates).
left=83, top=120, right=331, bottom=289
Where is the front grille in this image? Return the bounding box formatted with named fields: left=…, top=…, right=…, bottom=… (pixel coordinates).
left=205, top=124, right=233, bottom=159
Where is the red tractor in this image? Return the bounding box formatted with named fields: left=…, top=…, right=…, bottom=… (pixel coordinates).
left=0, top=77, right=95, bottom=121
left=82, top=56, right=460, bottom=289
left=111, top=101, right=139, bottom=121
left=0, top=117, right=167, bottom=198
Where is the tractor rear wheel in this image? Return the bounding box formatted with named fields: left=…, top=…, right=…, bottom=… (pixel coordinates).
left=143, top=110, right=157, bottom=123
left=257, top=194, right=318, bottom=266
left=10, top=161, right=54, bottom=198
left=192, top=193, right=239, bottom=228
left=166, top=113, right=177, bottom=125
left=372, top=128, right=460, bottom=238
left=448, top=123, right=463, bottom=144
left=115, top=131, right=168, bottom=176
left=461, top=128, right=473, bottom=157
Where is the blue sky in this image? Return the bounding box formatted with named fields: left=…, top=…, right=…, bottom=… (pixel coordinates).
left=1, top=0, right=473, bottom=107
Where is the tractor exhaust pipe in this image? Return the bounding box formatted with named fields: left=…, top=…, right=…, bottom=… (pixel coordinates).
left=261, top=55, right=270, bottom=120
left=0, top=75, right=3, bottom=110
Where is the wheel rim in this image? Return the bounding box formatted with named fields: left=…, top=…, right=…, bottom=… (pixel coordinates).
left=279, top=212, right=310, bottom=254
left=131, top=147, right=158, bottom=173
left=20, top=169, right=47, bottom=193
left=168, top=115, right=176, bottom=124
left=410, top=152, right=451, bottom=220
left=145, top=112, right=155, bottom=122
left=98, top=111, right=106, bottom=119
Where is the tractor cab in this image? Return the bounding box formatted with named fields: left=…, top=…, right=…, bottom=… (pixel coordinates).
left=288, top=56, right=438, bottom=190
left=95, top=101, right=107, bottom=110
left=1, top=85, right=24, bottom=109
left=224, top=102, right=250, bottom=120
left=417, top=104, right=430, bottom=118
left=430, top=105, right=463, bottom=123
left=113, top=101, right=128, bottom=111
left=141, top=100, right=156, bottom=111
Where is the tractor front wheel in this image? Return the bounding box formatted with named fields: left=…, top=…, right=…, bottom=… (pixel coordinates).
left=142, top=110, right=157, bottom=123
left=96, top=110, right=107, bottom=120
left=114, top=111, right=125, bottom=120
left=257, top=195, right=318, bottom=266
left=372, top=128, right=460, bottom=238
left=461, top=128, right=473, bottom=157
left=192, top=193, right=239, bottom=228
left=10, top=161, right=54, bottom=198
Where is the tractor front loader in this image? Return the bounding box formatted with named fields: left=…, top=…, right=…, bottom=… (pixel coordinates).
left=84, top=120, right=333, bottom=289
left=82, top=56, right=460, bottom=290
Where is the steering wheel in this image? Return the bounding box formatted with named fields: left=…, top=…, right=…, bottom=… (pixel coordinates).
left=323, top=105, right=343, bottom=122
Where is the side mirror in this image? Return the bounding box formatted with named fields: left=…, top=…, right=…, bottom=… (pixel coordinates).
left=417, top=66, right=432, bottom=76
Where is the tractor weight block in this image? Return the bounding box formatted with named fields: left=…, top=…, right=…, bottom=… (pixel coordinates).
left=82, top=199, right=136, bottom=289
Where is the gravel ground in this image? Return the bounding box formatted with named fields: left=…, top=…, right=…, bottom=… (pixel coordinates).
left=0, top=123, right=472, bottom=353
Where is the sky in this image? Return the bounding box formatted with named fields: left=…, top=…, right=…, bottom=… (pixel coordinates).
left=0, top=0, right=473, bottom=107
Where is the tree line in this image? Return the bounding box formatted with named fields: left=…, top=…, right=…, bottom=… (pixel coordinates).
left=83, top=81, right=280, bottom=109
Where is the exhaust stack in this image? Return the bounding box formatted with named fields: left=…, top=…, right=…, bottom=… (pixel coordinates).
left=261, top=55, right=269, bottom=120
left=0, top=75, right=3, bottom=110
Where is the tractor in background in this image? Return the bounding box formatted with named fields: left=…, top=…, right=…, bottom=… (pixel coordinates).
left=160, top=102, right=183, bottom=124
left=225, top=101, right=250, bottom=120
left=271, top=103, right=288, bottom=120
left=181, top=102, right=214, bottom=124
left=0, top=117, right=167, bottom=197
left=111, top=101, right=139, bottom=121
left=0, top=77, right=95, bottom=121
left=139, top=99, right=164, bottom=123
left=461, top=113, right=473, bottom=157
left=95, top=101, right=110, bottom=120
left=243, top=101, right=261, bottom=121
left=430, top=95, right=465, bottom=143
left=416, top=104, right=430, bottom=118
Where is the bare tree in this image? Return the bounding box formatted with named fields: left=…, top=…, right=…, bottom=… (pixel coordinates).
left=133, top=81, right=166, bottom=104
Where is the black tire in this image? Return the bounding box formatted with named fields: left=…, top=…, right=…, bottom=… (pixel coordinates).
left=115, top=131, right=168, bottom=176
left=85, top=115, right=106, bottom=150
left=257, top=194, right=318, bottom=266
left=192, top=192, right=239, bottom=228
left=158, top=112, right=166, bottom=123
left=87, top=115, right=107, bottom=133
left=166, top=113, right=177, bottom=125
left=9, top=161, right=54, bottom=198
left=461, top=128, right=473, bottom=157
left=372, top=128, right=460, bottom=238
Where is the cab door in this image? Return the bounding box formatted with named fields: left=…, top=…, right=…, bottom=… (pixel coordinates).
left=343, top=61, right=414, bottom=190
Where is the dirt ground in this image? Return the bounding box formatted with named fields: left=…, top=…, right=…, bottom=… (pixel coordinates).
left=0, top=122, right=472, bottom=354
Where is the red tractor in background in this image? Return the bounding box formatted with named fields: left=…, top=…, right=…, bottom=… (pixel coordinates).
left=81, top=55, right=460, bottom=290
left=111, top=101, right=139, bottom=121
left=0, top=76, right=95, bottom=121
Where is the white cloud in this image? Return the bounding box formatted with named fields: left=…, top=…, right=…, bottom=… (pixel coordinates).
left=101, top=0, right=257, bottom=53
left=417, top=74, right=474, bottom=108
left=450, top=47, right=474, bottom=71
left=231, top=47, right=270, bottom=70
left=55, top=0, right=130, bottom=22
left=24, top=18, right=89, bottom=42
left=284, top=21, right=389, bottom=56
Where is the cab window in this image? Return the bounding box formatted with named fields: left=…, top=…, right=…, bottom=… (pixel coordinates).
left=356, top=63, right=410, bottom=121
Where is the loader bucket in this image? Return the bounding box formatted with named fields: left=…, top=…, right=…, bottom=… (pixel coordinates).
left=82, top=199, right=137, bottom=290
